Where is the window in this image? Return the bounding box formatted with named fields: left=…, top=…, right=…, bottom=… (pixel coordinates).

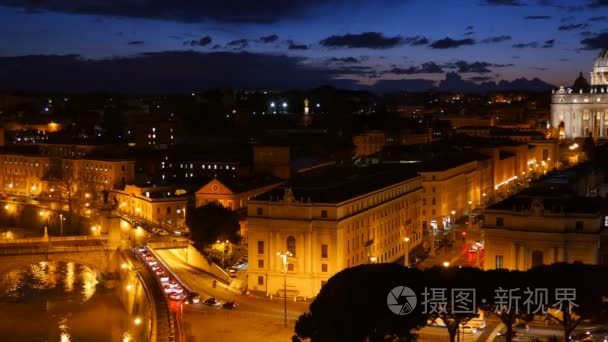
left=257, top=276, right=264, bottom=286
left=604, top=216, right=608, bottom=227
left=287, top=236, right=296, bottom=257
left=496, top=217, right=504, bottom=227
left=258, top=260, right=264, bottom=268
left=431, top=198, right=436, bottom=205
left=321, top=210, right=327, bottom=218
left=542, top=149, right=549, bottom=161
left=496, top=255, right=504, bottom=269
left=575, top=221, right=584, bottom=231
left=256, top=207, right=263, bottom=216
left=321, top=264, right=328, bottom=272
left=257, top=241, right=264, bottom=254
left=321, top=244, right=328, bottom=258
left=287, top=264, right=294, bottom=272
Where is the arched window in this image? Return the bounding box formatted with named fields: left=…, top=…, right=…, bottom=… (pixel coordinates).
left=287, top=236, right=296, bottom=257
left=532, top=250, right=544, bottom=268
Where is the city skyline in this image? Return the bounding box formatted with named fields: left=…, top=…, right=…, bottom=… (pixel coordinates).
left=0, top=0, right=607, bottom=93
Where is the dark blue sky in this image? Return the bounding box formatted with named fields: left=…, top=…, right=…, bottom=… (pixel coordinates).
left=0, top=0, right=607, bottom=93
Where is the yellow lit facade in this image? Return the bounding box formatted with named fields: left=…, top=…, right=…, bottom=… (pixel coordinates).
left=112, top=184, right=188, bottom=229
left=420, top=159, right=492, bottom=231
left=0, top=154, right=50, bottom=195
left=482, top=191, right=602, bottom=270
left=247, top=166, right=422, bottom=298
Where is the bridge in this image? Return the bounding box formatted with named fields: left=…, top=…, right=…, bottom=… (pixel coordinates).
left=0, top=235, right=119, bottom=278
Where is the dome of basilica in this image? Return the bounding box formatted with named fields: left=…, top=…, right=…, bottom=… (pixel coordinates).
left=593, top=49, right=608, bottom=70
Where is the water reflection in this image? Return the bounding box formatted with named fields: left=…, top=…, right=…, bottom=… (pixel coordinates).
left=0, top=261, right=134, bottom=341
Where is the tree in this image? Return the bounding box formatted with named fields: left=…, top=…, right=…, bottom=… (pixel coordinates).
left=528, top=263, right=608, bottom=342
left=425, top=267, right=484, bottom=342
left=294, top=264, right=430, bottom=342
left=479, top=269, right=532, bottom=342
left=186, top=202, right=240, bottom=249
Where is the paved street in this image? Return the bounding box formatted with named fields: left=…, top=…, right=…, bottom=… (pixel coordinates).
left=156, top=249, right=309, bottom=341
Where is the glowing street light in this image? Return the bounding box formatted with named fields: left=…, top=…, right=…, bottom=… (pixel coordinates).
left=277, top=251, right=293, bottom=327
left=282, top=102, right=288, bottom=109
left=443, top=261, right=450, bottom=268
left=133, top=317, right=142, bottom=326
left=404, top=236, right=411, bottom=267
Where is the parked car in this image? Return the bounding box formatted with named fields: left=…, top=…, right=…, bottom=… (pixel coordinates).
left=203, top=297, right=222, bottom=307
left=222, top=301, right=239, bottom=310
left=185, top=292, right=200, bottom=304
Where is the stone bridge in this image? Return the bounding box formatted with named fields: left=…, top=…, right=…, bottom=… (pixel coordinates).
left=0, top=236, right=121, bottom=278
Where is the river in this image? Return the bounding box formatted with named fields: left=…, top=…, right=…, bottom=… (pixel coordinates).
left=0, top=261, right=136, bottom=341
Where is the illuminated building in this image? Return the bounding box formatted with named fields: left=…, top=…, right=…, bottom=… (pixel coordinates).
left=247, top=165, right=422, bottom=298
left=195, top=177, right=283, bottom=211
left=419, top=157, right=492, bottom=232
left=482, top=188, right=605, bottom=270
left=113, top=184, right=188, bottom=229
left=551, top=49, right=608, bottom=139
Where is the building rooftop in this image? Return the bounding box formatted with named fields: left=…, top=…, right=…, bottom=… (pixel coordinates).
left=252, top=164, right=421, bottom=204
left=486, top=187, right=606, bottom=214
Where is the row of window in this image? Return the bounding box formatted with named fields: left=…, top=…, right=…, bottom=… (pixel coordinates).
left=256, top=240, right=329, bottom=259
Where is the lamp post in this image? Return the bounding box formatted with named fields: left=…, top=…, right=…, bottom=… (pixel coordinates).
left=277, top=251, right=292, bottom=327
left=59, top=213, right=64, bottom=236
left=403, top=237, right=410, bottom=267
left=217, top=240, right=230, bottom=269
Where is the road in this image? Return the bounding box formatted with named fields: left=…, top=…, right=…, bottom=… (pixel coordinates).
left=156, top=249, right=309, bottom=341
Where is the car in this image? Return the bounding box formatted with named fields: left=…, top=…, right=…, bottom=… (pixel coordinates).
left=203, top=297, right=222, bottom=307
left=163, top=284, right=174, bottom=293
left=228, top=267, right=236, bottom=273
left=169, top=292, right=186, bottom=301
left=222, top=301, right=239, bottom=310
left=185, top=292, right=200, bottom=304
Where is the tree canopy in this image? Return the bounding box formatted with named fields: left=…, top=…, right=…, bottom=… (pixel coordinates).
left=186, top=202, right=241, bottom=248
left=293, top=263, right=608, bottom=342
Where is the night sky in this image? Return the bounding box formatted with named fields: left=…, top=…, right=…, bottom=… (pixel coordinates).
left=1, top=0, right=607, bottom=93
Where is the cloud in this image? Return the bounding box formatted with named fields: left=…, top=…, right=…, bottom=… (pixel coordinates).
left=590, top=16, right=607, bottom=21
left=589, top=0, right=608, bottom=8
left=580, top=32, right=608, bottom=50
left=0, top=51, right=379, bottom=93
left=533, top=67, right=548, bottom=70
left=388, top=62, right=444, bottom=74
left=542, top=39, right=555, bottom=48
left=481, top=35, right=512, bottom=43
left=226, top=38, right=249, bottom=49
left=483, top=0, right=523, bottom=6
left=403, top=36, right=429, bottom=46
left=429, top=37, right=475, bottom=49
left=437, top=72, right=554, bottom=93
left=512, top=42, right=539, bottom=48
left=319, top=32, right=403, bottom=49
left=558, top=23, right=589, bottom=31
left=524, top=15, right=551, bottom=19
left=127, top=40, right=144, bottom=45
left=464, top=25, right=475, bottom=36
left=286, top=40, right=308, bottom=50
left=468, top=76, right=495, bottom=82
left=0, top=0, right=399, bottom=24
left=328, top=57, right=360, bottom=63
left=444, top=60, right=514, bottom=73
left=184, top=36, right=213, bottom=47
left=259, top=34, right=279, bottom=43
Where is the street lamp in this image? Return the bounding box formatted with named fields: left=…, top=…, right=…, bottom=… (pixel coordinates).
left=217, top=240, right=230, bottom=268
left=277, top=251, right=292, bottom=327
left=450, top=210, right=456, bottom=228
left=59, top=213, right=65, bottom=236
left=443, top=261, right=450, bottom=268
left=404, top=237, right=410, bottom=267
